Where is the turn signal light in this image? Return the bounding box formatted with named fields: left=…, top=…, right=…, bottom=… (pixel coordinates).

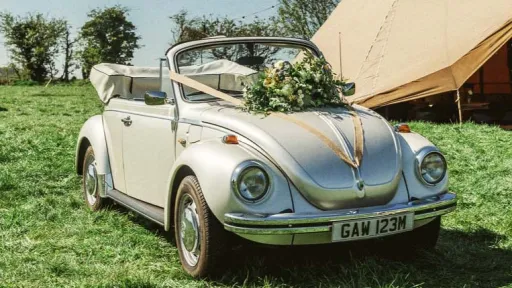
left=222, top=135, right=239, bottom=144
left=394, top=123, right=411, bottom=133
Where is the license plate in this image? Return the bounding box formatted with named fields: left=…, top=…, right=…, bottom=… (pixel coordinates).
left=332, top=213, right=414, bottom=242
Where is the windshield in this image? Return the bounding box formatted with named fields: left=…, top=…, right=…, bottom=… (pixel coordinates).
left=176, top=42, right=316, bottom=102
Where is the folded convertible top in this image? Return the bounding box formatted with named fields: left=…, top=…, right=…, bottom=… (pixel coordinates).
left=89, top=60, right=257, bottom=103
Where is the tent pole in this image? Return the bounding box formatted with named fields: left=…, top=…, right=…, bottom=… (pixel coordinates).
left=456, top=89, right=463, bottom=123
left=338, top=32, right=343, bottom=80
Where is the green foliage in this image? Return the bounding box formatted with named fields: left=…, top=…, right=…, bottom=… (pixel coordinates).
left=12, top=79, right=38, bottom=86
left=243, top=52, right=346, bottom=113
left=78, top=6, right=141, bottom=79
left=170, top=10, right=278, bottom=44
left=276, top=0, right=340, bottom=38
left=171, top=0, right=340, bottom=42
left=0, top=13, right=66, bottom=82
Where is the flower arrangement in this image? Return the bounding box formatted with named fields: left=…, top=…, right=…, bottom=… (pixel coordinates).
left=243, top=51, right=347, bottom=113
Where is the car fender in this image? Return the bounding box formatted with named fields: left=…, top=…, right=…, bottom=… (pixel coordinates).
left=398, top=132, right=449, bottom=199
left=164, top=139, right=293, bottom=231
left=75, top=115, right=111, bottom=178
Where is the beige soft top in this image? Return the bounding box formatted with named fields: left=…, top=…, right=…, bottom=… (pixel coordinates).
left=89, top=60, right=258, bottom=103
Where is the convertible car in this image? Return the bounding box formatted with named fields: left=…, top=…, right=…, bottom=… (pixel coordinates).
left=76, top=37, right=457, bottom=277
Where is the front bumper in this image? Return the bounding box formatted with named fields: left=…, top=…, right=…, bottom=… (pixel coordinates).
left=224, top=192, right=457, bottom=245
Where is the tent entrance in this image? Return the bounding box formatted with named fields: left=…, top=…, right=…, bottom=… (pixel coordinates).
left=375, top=39, right=512, bottom=129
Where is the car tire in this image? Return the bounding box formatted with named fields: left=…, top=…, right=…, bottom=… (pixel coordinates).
left=174, top=175, right=229, bottom=278
left=82, top=146, right=109, bottom=211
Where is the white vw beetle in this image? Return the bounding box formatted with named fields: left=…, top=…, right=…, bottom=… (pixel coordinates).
left=76, top=37, right=457, bottom=277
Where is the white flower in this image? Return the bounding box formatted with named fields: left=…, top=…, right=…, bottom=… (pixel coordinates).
left=274, top=60, right=285, bottom=70
left=280, top=84, right=293, bottom=96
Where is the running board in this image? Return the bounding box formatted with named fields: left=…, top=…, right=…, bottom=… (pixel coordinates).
left=107, top=189, right=165, bottom=226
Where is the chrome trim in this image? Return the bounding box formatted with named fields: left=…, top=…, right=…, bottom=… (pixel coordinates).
left=224, top=192, right=456, bottom=235
left=97, top=174, right=106, bottom=198
left=231, top=160, right=271, bottom=203
left=415, top=147, right=447, bottom=186
left=225, top=223, right=331, bottom=235
left=104, top=109, right=176, bottom=121
left=414, top=205, right=457, bottom=220
left=144, top=91, right=168, bottom=106
left=85, top=157, right=98, bottom=205
left=178, top=193, right=201, bottom=266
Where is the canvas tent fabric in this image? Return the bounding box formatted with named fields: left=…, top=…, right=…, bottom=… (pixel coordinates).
left=90, top=60, right=257, bottom=103
left=312, top=0, right=512, bottom=108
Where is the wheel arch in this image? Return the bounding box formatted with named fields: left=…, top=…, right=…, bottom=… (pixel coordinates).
left=166, top=164, right=196, bottom=231
left=75, top=115, right=111, bottom=177
left=164, top=140, right=294, bottom=232
left=398, top=132, right=449, bottom=199
left=163, top=140, right=251, bottom=231
left=76, top=138, right=91, bottom=175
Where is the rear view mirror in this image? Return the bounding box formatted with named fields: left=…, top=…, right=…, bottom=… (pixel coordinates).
left=236, top=56, right=265, bottom=66
left=342, top=82, right=356, bottom=97
left=144, top=91, right=168, bottom=106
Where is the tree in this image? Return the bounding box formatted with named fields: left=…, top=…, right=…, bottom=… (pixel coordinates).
left=276, top=0, right=340, bottom=39
left=170, top=10, right=278, bottom=44
left=61, top=23, right=78, bottom=82
left=0, top=13, right=66, bottom=82
left=78, top=6, right=141, bottom=79
left=170, top=11, right=280, bottom=65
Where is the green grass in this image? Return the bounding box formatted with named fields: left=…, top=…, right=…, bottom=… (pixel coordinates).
left=0, top=85, right=511, bottom=287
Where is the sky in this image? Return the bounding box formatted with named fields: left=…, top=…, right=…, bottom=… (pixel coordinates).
left=0, top=0, right=278, bottom=76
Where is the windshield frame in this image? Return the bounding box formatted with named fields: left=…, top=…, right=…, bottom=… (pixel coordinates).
left=167, top=37, right=322, bottom=104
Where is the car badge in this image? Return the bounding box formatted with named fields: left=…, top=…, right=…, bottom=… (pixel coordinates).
left=355, top=179, right=366, bottom=199
left=357, top=180, right=365, bottom=191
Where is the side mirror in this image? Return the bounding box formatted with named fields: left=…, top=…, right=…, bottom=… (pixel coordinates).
left=342, top=82, right=356, bottom=97
left=144, top=91, right=168, bottom=106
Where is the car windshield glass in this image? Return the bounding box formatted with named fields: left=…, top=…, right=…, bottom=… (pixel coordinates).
left=176, top=42, right=315, bottom=102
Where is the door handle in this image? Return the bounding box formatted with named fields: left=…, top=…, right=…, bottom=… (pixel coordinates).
left=121, top=116, right=132, bottom=126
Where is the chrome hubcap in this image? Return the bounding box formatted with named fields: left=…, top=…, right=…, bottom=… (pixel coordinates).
left=178, top=194, right=200, bottom=266
left=84, top=156, right=97, bottom=205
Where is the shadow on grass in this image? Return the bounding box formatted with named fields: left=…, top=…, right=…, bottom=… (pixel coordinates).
left=113, top=206, right=512, bottom=287
left=0, top=106, right=7, bottom=112
left=215, top=228, right=512, bottom=288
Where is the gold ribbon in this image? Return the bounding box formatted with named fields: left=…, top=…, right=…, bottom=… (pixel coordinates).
left=169, top=71, right=364, bottom=169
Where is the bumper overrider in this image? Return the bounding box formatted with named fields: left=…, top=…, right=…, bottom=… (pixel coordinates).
left=224, top=192, right=457, bottom=245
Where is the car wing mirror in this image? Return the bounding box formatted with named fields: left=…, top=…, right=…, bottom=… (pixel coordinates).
left=144, top=91, right=169, bottom=105
left=342, top=82, right=356, bottom=97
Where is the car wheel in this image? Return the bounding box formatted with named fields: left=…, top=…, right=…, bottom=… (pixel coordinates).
left=174, top=175, right=229, bottom=277
left=82, top=146, right=109, bottom=211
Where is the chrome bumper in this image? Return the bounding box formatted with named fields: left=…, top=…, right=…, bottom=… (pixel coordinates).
left=224, top=192, right=456, bottom=237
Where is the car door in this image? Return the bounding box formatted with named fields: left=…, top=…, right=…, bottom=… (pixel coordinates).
left=103, top=98, right=130, bottom=193
left=121, top=98, right=177, bottom=207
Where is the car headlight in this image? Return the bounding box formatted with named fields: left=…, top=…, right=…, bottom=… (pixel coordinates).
left=232, top=161, right=270, bottom=202
left=417, top=150, right=447, bottom=185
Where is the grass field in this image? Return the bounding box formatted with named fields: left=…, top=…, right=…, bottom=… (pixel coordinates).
left=0, top=85, right=511, bottom=287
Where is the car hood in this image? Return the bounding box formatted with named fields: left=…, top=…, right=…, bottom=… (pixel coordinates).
left=200, top=104, right=402, bottom=210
